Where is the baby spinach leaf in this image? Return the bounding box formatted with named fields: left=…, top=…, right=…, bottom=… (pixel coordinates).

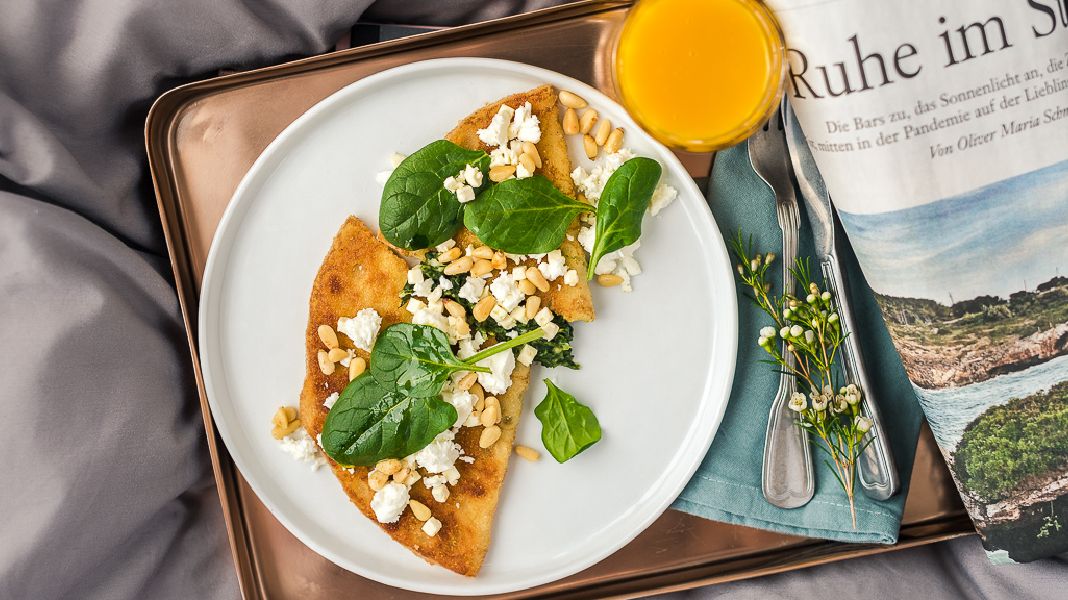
left=587, top=157, right=661, bottom=279
left=463, top=175, right=593, bottom=254
left=379, top=140, right=489, bottom=250
left=533, top=379, right=602, bottom=463
left=321, top=374, right=456, bottom=467
left=370, top=323, right=486, bottom=398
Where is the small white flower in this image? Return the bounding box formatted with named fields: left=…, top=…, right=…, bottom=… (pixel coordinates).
left=750, top=258, right=760, bottom=271
left=760, top=326, right=776, bottom=338
left=806, top=293, right=817, bottom=303
left=804, top=330, right=815, bottom=344
left=783, top=308, right=792, bottom=319
left=811, top=394, right=829, bottom=411
left=828, top=313, right=839, bottom=323
left=764, top=253, right=776, bottom=265
left=789, top=325, right=803, bottom=338
left=779, top=326, right=791, bottom=338
left=855, top=416, right=873, bottom=433
left=757, top=335, right=767, bottom=346
left=787, top=392, right=807, bottom=412
left=821, top=291, right=831, bottom=301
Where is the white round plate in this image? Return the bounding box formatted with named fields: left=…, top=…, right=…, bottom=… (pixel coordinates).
left=199, top=58, right=737, bottom=596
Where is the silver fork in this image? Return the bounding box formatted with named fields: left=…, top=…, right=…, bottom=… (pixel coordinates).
left=749, top=103, right=815, bottom=509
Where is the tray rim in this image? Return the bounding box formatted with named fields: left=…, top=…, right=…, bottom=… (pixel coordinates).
left=144, top=1, right=976, bottom=598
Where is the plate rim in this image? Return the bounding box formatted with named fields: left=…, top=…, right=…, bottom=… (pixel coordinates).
left=198, top=56, right=738, bottom=596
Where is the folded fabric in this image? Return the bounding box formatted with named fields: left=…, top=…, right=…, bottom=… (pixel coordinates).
left=671, top=143, right=924, bottom=544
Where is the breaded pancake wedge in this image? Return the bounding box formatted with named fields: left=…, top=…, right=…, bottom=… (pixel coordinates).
left=446, top=84, right=595, bottom=323
left=300, top=216, right=529, bottom=576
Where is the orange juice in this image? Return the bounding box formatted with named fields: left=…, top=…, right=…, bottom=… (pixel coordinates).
left=615, top=0, right=784, bottom=151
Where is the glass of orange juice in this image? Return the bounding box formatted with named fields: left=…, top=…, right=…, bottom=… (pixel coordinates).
left=614, top=0, right=785, bottom=152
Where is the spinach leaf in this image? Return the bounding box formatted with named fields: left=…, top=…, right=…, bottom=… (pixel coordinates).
left=370, top=323, right=487, bottom=398
left=463, top=175, right=592, bottom=254
left=380, top=140, right=489, bottom=250
left=321, top=374, right=457, bottom=467
left=533, top=379, right=602, bottom=463
left=587, top=157, right=661, bottom=279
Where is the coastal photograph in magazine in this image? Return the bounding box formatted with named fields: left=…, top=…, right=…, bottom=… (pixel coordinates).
left=839, top=160, right=1068, bottom=562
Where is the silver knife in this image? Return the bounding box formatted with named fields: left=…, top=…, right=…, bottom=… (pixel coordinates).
left=783, top=102, right=900, bottom=501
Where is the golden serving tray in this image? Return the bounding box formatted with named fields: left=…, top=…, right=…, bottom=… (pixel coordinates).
left=145, top=1, right=974, bottom=597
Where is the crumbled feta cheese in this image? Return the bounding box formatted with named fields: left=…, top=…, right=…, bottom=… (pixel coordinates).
left=490, top=272, right=524, bottom=311
left=459, top=455, right=475, bottom=464
left=463, top=164, right=483, bottom=187
left=577, top=222, right=596, bottom=254
left=375, top=170, right=392, bottom=185
left=456, top=276, right=485, bottom=304
left=370, top=482, right=410, bottom=524
left=438, top=277, right=454, bottom=291
left=510, top=305, right=529, bottom=324
left=489, top=146, right=518, bottom=168
left=490, top=304, right=516, bottom=329
left=476, top=349, right=516, bottom=395
left=477, top=104, right=514, bottom=147
left=443, top=175, right=464, bottom=193
left=323, top=392, right=339, bottom=409
left=414, top=430, right=462, bottom=474
left=510, top=102, right=542, bottom=143
left=432, top=484, right=450, bottom=503
left=533, top=306, right=554, bottom=327
left=511, top=265, right=527, bottom=280
left=407, top=266, right=424, bottom=285
left=336, top=308, right=382, bottom=352
left=571, top=148, right=636, bottom=203
left=563, top=269, right=579, bottom=286
left=409, top=299, right=452, bottom=338
left=422, top=517, right=442, bottom=537
left=516, top=161, right=533, bottom=179
left=650, top=183, right=678, bottom=216
left=537, top=249, right=567, bottom=281
left=443, top=389, right=476, bottom=429
left=517, top=344, right=538, bottom=367
left=277, top=428, right=327, bottom=470
left=444, top=466, right=461, bottom=485
left=541, top=321, right=561, bottom=341
left=456, top=185, right=476, bottom=203
left=389, top=152, right=407, bottom=168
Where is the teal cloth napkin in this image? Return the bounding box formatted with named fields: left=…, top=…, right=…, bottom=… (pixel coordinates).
left=670, top=143, right=925, bottom=544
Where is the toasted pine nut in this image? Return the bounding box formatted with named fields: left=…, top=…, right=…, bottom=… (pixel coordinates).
left=368, top=470, right=389, bottom=492
left=562, top=108, right=580, bottom=134
left=317, top=350, right=335, bottom=375
left=438, top=247, right=462, bottom=263
left=474, top=397, right=486, bottom=412
left=443, top=256, right=474, bottom=275
left=583, top=134, right=599, bottom=159
left=491, top=252, right=507, bottom=270
left=559, top=90, right=588, bottom=109
left=517, top=279, right=537, bottom=295
left=272, top=407, right=289, bottom=429
left=594, top=118, right=612, bottom=146
left=515, top=445, right=542, bottom=461
left=525, top=296, right=542, bottom=320
left=525, top=267, right=550, bottom=293
left=518, top=152, right=536, bottom=175
left=443, top=299, right=466, bottom=318
left=579, top=108, right=599, bottom=134
left=489, top=164, right=516, bottom=182
left=470, top=383, right=485, bottom=404
left=317, top=325, right=339, bottom=349
left=409, top=500, right=432, bottom=521
left=472, top=246, right=494, bottom=260
left=393, top=466, right=411, bottom=483
left=470, top=258, right=494, bottom=277
left=521, top=142, right=542, bottom=168
left=484, top=395, right=500, bottom=414
left=457, top=371, right=478, bottom=391
left=376, top=458, right=403, bottom=475
left=605, top=127, right=625, bottom=154
left=479, top=425, right=502, bottom=448
left=480, top=403, right=500, bottom=427
left=270, top=425, right=286, bottom=440
left=283, top=406, right=298, bottom=422
left=327, top=347, right=348, bottom=363
left=597, top=273, right=625, bottom=287
left=473, top=296, right=496, bottom=322
left=349, top=356, right=366, bottom=380
left=279, top=419, right=300, bottom=437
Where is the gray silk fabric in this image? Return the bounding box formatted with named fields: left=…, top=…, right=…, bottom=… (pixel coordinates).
left=0, top=0, right=1063, bottom=598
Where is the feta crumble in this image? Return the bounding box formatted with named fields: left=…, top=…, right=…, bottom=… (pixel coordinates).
left=323, top=392, right=339, bottom=409
left=650, top=183, right=678, bottom=216
left=537, top=249, right=567, bottom=281
left=370, top=482, right=410, bottom=524
left=477, top=104, right=514, bottom=147
left=422, top=517, right=443, bottom=537
left=336, top=308, right=382, bottom=352
left=414, top=430, right=463, bottom=474
left=277, top=428, right=327, bottom=471
left=489, top=272, right=524, bottom=312
left=442, top=389, right=476, bottom=429
left=457, top=276, right=486, bottom=304
left=476, top=349, right=516, bottom=395
left=517, top=344, right=537, bottom=367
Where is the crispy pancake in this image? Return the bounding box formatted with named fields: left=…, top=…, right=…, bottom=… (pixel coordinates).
left=300, top=216, right=530, bottom=576
left=446, top=84, right=595, bottom=323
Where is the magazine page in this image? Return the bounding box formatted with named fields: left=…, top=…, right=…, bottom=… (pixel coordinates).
left=767, top=0, right=1068, bottom=562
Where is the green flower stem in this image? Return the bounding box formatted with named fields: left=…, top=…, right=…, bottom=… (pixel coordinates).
left=463, top=327, right=545, bottom=365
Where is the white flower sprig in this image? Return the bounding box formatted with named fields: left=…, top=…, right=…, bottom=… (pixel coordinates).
left=732, top=232, right=875, bottom=528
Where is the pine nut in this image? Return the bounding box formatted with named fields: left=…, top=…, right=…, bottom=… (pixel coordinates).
left=470, top=383, right=485, bottom=404
left=443, top=299, right=466, bottom=318
left=317, top=325, right=339, bottom=349
left=515, top=445, right=542, bottom=461
left=438, top=247, right=462, bottom=263
left=605, top=127, right=625, bottom=154
left=525, top=296, right=542, bottom=320
left=327, top=347, right=348, bottom=363
left=518, top=152, right=536, bottom=175
left=473, top=296, right=496, bottom=322
left=393, top=466, right=411, bottom=483
left=517, top=279, right=537, bottom=296
left=597, top=273, right=624, bottom=287
left=272, top=407, right=289, bottom=429
left=474, top=397, right=486, bottom=412
left=489, top=165, right=516, bottom=182
left=457, top=371, right=478, bottom=391
left=484, top=395, right=500, bottom=414
left=284, top=406, right=298, bottom=422
left=579, top=108, right=599, bottom=134
left=349, top=356, right=366, bottom=380
left=472, top=246, right=494, bottom=260
left=318, top=350, right=335, bottom=375
left=559, top=90, right=588, bottom=109
left=470, top=258, right=494, bottom=277
left=562, top=108, right=580, bottom=134
left=521, top=142, right=542, bottom=168
left=583, top=134, right=599, bottom=159
left=443, top=256, right=474, bottom=275
left=594, top=118, right=612, bottom=146
left=376, top=458, right=403, bottom=475
left=479, top=425, right=502, bottom=448
left=480, top=403, right=500, bottom=427
left=525, top=267, right=550, bottom=293
left=409, top=499, right=432, bottom=521
left=279, top=419, right=300, bottom=437
left=271, top=425, right=286, bottom=440
left=367, top=470, right=389, bottom=492
left=491, top=252, right=507, bottom=270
